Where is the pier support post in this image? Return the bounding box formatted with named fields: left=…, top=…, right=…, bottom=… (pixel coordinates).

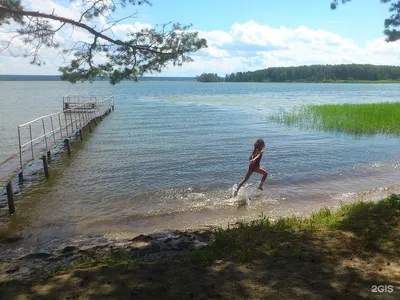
left=42, top=155, right=50, bottom=179
left=47, top=150, right=51, bottom=163
left=79, top=129, right=83, bottom=141
left=64, top=139, right=71, bottom=156
left=94, top=118, right=98, bottom=126
left=18, top=171, right=24, bottom=182
left=6, top=182, right=15, bottom=215
left=88, top=122, right=92, bottom=133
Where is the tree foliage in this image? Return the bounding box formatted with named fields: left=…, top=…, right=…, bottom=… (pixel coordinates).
left=224, top=64, right=400, bottom=82
left=0, top=0, right=207, bottom=84
left=331, top=0, right=400, bottom=42
left=196, top=73, right=222, bottom=82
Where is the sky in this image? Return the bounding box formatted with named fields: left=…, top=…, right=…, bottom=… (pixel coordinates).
left=0, top=0, right=399, bottom=76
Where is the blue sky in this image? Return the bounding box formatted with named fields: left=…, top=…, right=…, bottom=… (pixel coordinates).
left=1, top=0, right=399, bottom=76
left=126, top=0, right=389, bottom=45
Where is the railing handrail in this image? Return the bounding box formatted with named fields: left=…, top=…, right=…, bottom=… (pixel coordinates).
left=17, top=95, right=114, bottom=170
left=19, top=96, right=114, bottom=128
left=63, top=96, right=98, bottom=102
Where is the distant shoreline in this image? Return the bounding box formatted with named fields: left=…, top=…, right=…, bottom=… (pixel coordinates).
left=198, top=80, right=400, bottom=84
left=0, top=75, right=196, bottom=82
left=263, top=79, right=400, bottom=84
left=1, top=75, right=400, bottom=83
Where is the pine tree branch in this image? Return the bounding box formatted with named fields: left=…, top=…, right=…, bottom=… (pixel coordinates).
left=0, top=4, right=167, bottom=54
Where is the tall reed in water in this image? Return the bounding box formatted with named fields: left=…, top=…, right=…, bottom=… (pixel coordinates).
left=269, top=102, right=400, bottom=134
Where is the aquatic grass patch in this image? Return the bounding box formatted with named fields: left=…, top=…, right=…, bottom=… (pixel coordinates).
left=269, top=102, right=400, bottom=134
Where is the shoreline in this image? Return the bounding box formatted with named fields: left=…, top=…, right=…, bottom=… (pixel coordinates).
left=0, top=228, right=215, bottom=282
left=1, top=181, right=399, bottom=262
left=0, top=191, right=398, bottom=274
left=1, top=183, right=399, bottom=260
left=0, top=194, right=399, bottom=299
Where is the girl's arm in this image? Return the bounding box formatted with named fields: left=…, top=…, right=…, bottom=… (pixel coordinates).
left=250, top=149, right=263, bottom=162
left=249, top=149, right=255, bottom=161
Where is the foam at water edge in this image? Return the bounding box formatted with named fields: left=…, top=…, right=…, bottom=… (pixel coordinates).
left=232, top=184, right=238, bottom=197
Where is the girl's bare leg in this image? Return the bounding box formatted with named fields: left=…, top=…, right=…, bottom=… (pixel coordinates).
left=254, top=167, right=268, bottom=190
left=234, top=168, right=254, bottom=196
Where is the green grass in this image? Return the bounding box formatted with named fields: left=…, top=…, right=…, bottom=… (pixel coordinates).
left=186, top=194, right=400, bottom=266
left=269, top=102, right=400, bottom=134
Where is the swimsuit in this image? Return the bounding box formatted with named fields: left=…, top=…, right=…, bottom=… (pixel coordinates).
left=249, top=149, right=262, bottom=169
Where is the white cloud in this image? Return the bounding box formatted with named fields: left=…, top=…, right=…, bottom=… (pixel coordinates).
left=197, top=30, right=233, bottom=47
left=0, top=0, right=154, bottom=73
left=162, top=20, right=400, bottom=77
left=1, top=1, right=400, bottom=77
left=196, top=46, right=230, bottom=58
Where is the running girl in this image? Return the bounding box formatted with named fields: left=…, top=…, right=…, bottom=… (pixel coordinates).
left=234, top=138, right=268, bottom=196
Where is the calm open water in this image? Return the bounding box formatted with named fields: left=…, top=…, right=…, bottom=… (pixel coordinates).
left=0, top=81, right=399, bottom=255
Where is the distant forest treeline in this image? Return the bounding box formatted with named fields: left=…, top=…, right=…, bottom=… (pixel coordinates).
left=197, top=64, right=400, bottom=82
left=225, top=64, right=400, bottom=82
left=195, top=73, right=222, bottom=82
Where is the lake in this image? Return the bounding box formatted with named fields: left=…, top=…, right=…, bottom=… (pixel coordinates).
left=0, top=81, right=399, bottom=256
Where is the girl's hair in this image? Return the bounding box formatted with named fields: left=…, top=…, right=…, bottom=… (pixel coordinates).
left=249, top=138, right=265, bottom=160
left=254, top=138, right=265, bottom=150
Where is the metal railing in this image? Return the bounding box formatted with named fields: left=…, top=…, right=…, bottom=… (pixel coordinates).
left=17, top=95, right=114, bottom=170
left=63, top=95, right=98, bottom=111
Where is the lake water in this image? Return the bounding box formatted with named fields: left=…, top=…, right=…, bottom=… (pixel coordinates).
left=0, top=81, right=399, bottom=256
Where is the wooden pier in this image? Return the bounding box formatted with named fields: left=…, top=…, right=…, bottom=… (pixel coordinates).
left=0, top=95, right=115, bottom=214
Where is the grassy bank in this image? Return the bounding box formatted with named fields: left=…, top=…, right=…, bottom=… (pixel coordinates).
left=1, top=195, right=399, bottom=299
left=269, top=102, right=400, bottom=134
